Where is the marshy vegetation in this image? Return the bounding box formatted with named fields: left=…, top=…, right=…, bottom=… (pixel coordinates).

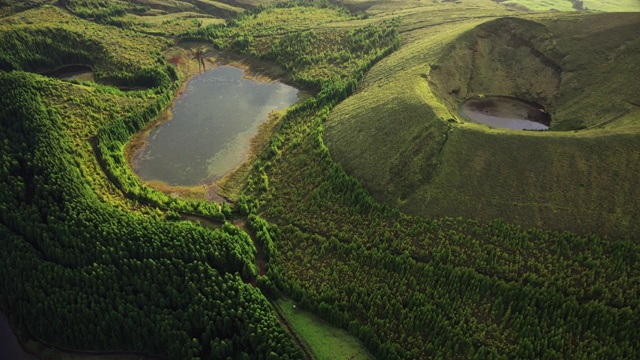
left=1, top=0, right=639, bottom=359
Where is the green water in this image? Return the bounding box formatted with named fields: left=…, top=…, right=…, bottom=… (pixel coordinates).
left=133, top=66, right=299, bottom=186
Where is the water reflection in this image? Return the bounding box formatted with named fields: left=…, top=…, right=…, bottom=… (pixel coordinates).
left=459, top=96, right=550, bottom=130
left=133, top=66, right=299, bottom=186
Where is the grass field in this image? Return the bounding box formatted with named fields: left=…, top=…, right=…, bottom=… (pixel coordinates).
left=131, top=12, right=225, bottom=35
left=276, top=298, right=373, bottom=360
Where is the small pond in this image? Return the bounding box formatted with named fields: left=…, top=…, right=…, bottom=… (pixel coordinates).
left=0, top=311, right=38, bottom=360
left=41, top=64, right=94, bottom=81
left=132, top=66, right=300, bottom=186
left=459, top=96, right=550, bottom=130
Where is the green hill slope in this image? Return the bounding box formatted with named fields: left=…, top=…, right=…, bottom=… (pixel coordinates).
left=325, top=12, right=640, bottom=238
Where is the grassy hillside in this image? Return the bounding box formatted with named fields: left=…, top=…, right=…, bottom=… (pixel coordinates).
left=582, top=0, right=640, bottom=12
left=491, top=0, right=640, bottom=11
left=276, top=298, right=374, bottom=360
left=429, top=13, right=640, bottom=131
left=326, top=10, right=640, bottom=238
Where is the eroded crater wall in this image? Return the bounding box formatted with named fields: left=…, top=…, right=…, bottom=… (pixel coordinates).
left=430, top=17, right=562, bottom=115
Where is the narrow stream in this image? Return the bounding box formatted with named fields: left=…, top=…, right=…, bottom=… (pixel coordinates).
left=132, top=66, right=300, bottom=186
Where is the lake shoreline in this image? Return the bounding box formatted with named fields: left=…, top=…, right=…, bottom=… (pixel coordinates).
left=125, top=44, right=308, bottom=203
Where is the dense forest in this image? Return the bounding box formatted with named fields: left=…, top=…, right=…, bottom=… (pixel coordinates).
left=0, top=70, right=303, bottom=359
left=1, top=0, right=639, bottom=359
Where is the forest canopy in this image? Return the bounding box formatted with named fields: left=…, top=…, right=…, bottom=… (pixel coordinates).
left=1, top=0, right=639, bottom=359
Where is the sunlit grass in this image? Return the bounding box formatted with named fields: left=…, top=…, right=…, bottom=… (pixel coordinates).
left=233, top=6, right=354, bottom=35
left=500, top=0, right=575, bottom=11
left=583, top=0, right=640, bottom=11
left=276, top=298, right=373, bottom=360
left=325, top=8, right=640, bottom=238
left=131, top=12, right=225, bottom=35
left=0, top=6, right=170, bottom=73
left=494, top=0, right=640, bottom=12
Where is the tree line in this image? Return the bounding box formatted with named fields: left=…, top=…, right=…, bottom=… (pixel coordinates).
left=220, top=4, right=640, bottom=359
left=0, top=61, right=300, bottom=360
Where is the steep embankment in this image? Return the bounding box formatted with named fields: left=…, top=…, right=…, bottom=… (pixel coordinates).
left=325, top=12, right=640, bottom=238
left=429, top=17, right=563, bottom=122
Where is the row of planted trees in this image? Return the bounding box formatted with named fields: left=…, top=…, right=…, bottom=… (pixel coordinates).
left=0, top=15, right=229, bottom=220
left=93, top=62, right=228, bottom=221
left=0, top=69, right=303, bottom=359
left=4, top=1, right=637, bottom=358
left=248, top=212, right=639, bottom=359
left=0, top=5, right=314, bottom=357
left=219, top=4, right=640, bottom=359
left=116, top=3, right=640, bottom=358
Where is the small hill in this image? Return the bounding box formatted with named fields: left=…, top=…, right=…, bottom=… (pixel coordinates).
left=325, top=11, right=640, bottom=238
left=430, top=14, right=640, bottom=130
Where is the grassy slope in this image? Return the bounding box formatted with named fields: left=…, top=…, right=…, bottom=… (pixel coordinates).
left=0, top=6, right=170, bottom=73
left=276, top=298, right=373, bottom=360
left=1, top=1, right=636, bottom=358
left=325, top=1, right=506, bottom=206
left=131, top=13, right=225, bottom=36
left=133, top=0, right=201, bottom=13
left=325, top=18, right=483, bottom=203
left=493, top=0, right=640, bottom=12
left=325, top=5, right=640, bottom=238
left=546, top=13, right=640, bottom=130
left=500, top=0, right=575, bottom=11
left=582, top=0, right=640, bottom=12
left=428, top=13, right=640, bottom=130
left=412, top=128, right=640, bottom=236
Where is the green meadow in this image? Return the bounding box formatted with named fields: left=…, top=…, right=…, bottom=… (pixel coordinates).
left=276, top=298, right=373, bottom=360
